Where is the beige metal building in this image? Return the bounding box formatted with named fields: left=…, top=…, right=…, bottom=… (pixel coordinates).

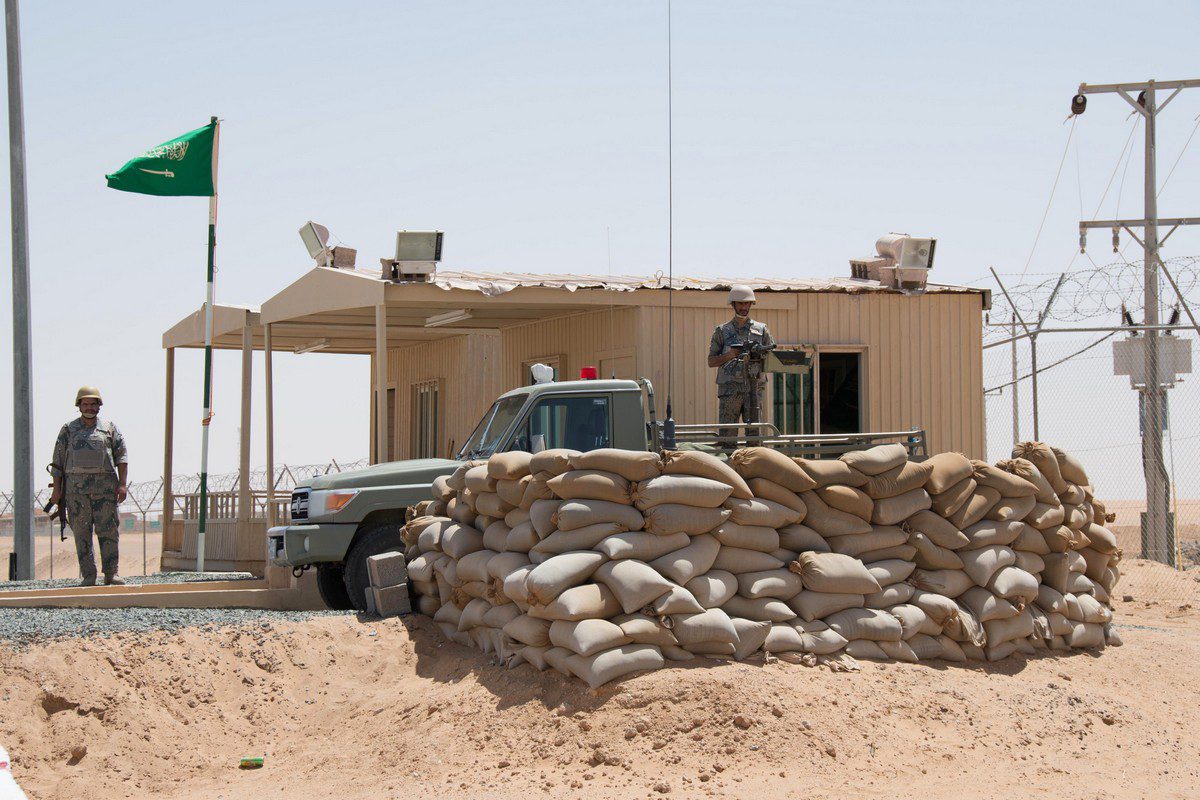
left=158, top=264, right=988, bottom=572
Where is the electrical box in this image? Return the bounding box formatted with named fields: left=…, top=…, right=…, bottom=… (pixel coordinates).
left=1113, top=335, right=1192, bottom=386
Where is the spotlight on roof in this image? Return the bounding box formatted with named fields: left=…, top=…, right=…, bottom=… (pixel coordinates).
left=299, top=221, right=331, bottom=267
left=382, top=231, right=443, bottom=282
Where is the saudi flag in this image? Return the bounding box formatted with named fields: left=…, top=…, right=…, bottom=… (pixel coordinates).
left=105, top=122, right=216, bottom=197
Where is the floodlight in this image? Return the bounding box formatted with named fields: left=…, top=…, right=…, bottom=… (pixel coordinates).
left=299, top=221, right=332, bottom=266
left=396, top=231, right=443, bottom=262
left=425, top=309, right=471, bottom=328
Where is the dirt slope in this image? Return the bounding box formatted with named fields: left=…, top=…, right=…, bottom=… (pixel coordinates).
left=2, top=579, right=1198, bottom=799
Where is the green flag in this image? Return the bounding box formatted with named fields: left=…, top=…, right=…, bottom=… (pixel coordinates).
left=105, top=122, right=216, bottom=197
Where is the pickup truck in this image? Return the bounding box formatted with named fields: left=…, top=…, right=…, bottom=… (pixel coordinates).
left=268, top=376, right=926, bottom=611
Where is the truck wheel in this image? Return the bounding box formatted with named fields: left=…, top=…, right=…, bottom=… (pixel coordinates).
left=315, top=564, right=354, bottom=610
left=343, top=522, right=405, bottom=612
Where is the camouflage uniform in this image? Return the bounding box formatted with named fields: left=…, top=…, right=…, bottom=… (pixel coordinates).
left=709, top=317, right=775, bottom=441
left=51, top=419, right=127, bottom=580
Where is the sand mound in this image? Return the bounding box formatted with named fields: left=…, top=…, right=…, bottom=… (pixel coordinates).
left=3, top=603, right=1199, bottom=799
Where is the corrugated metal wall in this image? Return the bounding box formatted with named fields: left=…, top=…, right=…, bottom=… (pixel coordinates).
left=380, top=294, right=984, bottom=460
left=636, top=293, right=984, bottom=457
left=385, top=332, right=502, bottom=459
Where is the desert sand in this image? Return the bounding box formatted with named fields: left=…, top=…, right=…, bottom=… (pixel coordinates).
left=1, top=559, right=1197, bottom=800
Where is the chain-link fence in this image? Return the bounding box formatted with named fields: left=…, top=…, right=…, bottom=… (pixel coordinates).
left=985, top=259, right=1200, bottom=604
left=0, top=458, right=367, bottom=581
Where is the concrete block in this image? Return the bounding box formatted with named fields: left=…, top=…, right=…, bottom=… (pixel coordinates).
left=367, top=551, right=408, bottom=588
left=371, top=584, right=411, bottom=617
left=364, top=586, right=378, bottom=615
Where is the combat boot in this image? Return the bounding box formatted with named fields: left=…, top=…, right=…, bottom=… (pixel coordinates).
left=104, top=574, right=126, bottom=586
left=80, top=576, right=97, bottom=587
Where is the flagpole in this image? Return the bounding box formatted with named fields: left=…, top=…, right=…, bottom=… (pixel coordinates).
left=196, top=115, right=219, bottom=573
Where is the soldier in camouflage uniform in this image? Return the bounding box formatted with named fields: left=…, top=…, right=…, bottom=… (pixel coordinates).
left=48, top=386, right=129, bottom=586
left=708, top=286, right=776, bottom=444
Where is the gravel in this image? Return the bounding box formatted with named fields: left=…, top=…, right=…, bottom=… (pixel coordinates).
left=0, top=607, right=354, bottom=649
left=0, top=571, right=259, bottom=593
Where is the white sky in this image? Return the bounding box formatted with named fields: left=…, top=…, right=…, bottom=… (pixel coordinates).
left=2, top=1, right=1200, bottom=491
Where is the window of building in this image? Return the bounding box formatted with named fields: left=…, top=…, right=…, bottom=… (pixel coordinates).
left=510, top=394, right=610, bottom=452
left=411, top=379, right=440, bottom=459
left=771, top=372, right=814, bottom=435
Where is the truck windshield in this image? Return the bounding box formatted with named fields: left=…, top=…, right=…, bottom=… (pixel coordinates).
left=458, top=395, right=526, bottom=459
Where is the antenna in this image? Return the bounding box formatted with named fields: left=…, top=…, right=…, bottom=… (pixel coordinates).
left=663, top=0, right=677, bottom=449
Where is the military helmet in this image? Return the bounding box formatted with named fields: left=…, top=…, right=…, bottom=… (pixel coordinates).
left=75, top=386, right=103, bottom=407
left=728, top=285, right=756, bottom=304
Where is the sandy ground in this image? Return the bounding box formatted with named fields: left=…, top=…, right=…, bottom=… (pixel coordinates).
left=0, top=531, right=161, bottom=581
left=0, top=561, right=1197, bottom=800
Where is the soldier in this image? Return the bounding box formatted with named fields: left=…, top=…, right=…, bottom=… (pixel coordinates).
left=48, top=386, right=129, bottom=586
left=708, top=285, right=776, bottom=443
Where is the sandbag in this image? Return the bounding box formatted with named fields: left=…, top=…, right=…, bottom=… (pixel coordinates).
left=797, top=458, right=869, bottom=488
left=594, top=559, right=675, bottom=614
left=764, top=622, right=847, bottom=655
left=909, top=589, right=959, bottom=626
left=986, top=494, right=1037, bottom=522
left=868, top=559, right=917, bottom=587
left=547, top=470, right=631, bottom=503
left=746, top=478, right=808, bottom=516
left=925, top=452, right=975, bottom=495
left=889, top=603, right=929, bottom=639
left=859, top=544, right=918, bottom=563
left=712, top=547, right=786, bottom=575
left=725, top=497, right=803, bottom=528
left=632, top=474, right=733, bottom=510
left=930, top=477, right=977, bottom=518
left=960, top=545, right=1017, bottom=586
left=729, top=448, right=817, bottom=492
left=972, top=460, right=1038, bottom=497
left=871, top=488, right=932, bottom=526
left=650, top=534, right=721, bottom=584
left=569, top=448, right=661, bottom=482
left=1083, top=523, right=1119, bottom=555
left=791, top=551, right=881, bottom=594
left=432, top=474, right=456, bottom=502
left=1064, top=622, right=1105, bottom=649
left=721, top=595, right=797, bottom=622
left=845, top=639, right=888, bottom=660
left=661, top=450, right=753, bottom=499
left=998, top=458, right=1058, bottom=504
left=903, top=510, right=970, bottom=550
left=827, top=526, right=907, bottom=558
left=778, top=524, right=830, bottom=553
left=481, top=603, right=522, bottom=631
left=802, top=491, right=873, bottom=538
left=908, top=633, right=944, bottom=660
left=552, top=499, right=644, bottom=532
left=525, top=551, right=607, bottom=605
left=1012, top=522, right=1051, bottom=554
left=529, top=448, right=580, bottom=477
left=464, top=465, right=497, bottom=494
left=961, top=520, right=1025, bottom=550
left=840, top=443, right=908, bottom=476
left=529, top=499, right=561, bottom=537
left=988, top=566, right=1039, bottom=603
left=863, top=460, right=935, bottom=500
left=532, top=523, right=624, bottom=555
left=446, top=496, right=477, bottom=527
left=1012, top=442, right=1068, bottom=493
left=825, top=607, right=903, bottom=642
left=457, top=549, right=499, bottom=583
left=642, top=504, right=731, bottom=536
left=737, top=569, right=804, bottom=600
left=505, top=522, right=539, bottom=553
left=1078, top=547, right=1112, bottom=582
left=787, top=590, right=864, bottom=623
left=685, top=570, right=739, bottom=608
left=496, top=477, right=531, bottom=509
left=958, top=586, right=1019, bottom=622
left=909, top=532, right=964, bottom=570
left=549, top=618, right=632, bottom=657
left=909, top=568, right=974, bottom=598
left=730, top=618, right=772, bottom=660
left=1014, top=551, right=1045, bottom=575
left=815, top=485, right=873, bottom=521
left=527, top=583, right=622, bottom=621
left=713, top=522, right=780, bottom=553
left=565, top=644, right=665, bottom=689
left=441, top=523, right=485, bottom=559
left=671, top=607, right=739, bottom=645
left=864, top=582, right=915, bottom=609
left=482, top=520, right=511, bottom=552
left=945, top=486, right=1001, bottom=530
left=595, top=531, right=690, bottom=561
left=1051, top=446, right=1090, bottom=487
left=488, top=450, right=534, bottom=480
left=1025, top=501, right=1066, bottom=530
left=615, top=614, right=679, bottom=647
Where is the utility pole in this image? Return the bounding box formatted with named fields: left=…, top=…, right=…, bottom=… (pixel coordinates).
left=1076, top=78, right=1200, bottom=566
left=5, top=0, right=34, bottom=580
left=1010, top=314, right=1018, bottom=446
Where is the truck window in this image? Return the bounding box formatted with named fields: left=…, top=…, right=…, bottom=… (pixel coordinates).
left=458, top=395, right=527, bottom=459
left=510, top=395, right=611, bottom=453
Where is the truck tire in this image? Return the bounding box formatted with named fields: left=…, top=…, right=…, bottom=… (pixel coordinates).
left=315, top=564, right=354, bottom=610
left=344, top=522, right=405, bottom=612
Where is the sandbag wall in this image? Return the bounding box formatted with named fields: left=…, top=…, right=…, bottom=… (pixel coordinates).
left=401, top=442, right=1122, bottom=688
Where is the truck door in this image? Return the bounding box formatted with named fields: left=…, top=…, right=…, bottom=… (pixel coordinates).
left=509, top=394, right=612, bottom=452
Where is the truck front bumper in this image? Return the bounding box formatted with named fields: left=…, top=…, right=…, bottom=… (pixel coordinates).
left=268, top=523, right=358, bottom=568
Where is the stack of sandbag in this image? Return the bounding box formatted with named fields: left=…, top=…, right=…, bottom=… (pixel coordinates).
left=401, top=440, right=1121, bottom=688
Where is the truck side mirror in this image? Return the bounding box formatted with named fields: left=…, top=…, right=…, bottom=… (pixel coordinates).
left=531, top=434, right=547, bottom=454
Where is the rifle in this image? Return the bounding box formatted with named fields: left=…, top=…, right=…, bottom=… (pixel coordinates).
left=732, top=340, right=776, bottom=437
left=43, top=463, right=68, bottom=542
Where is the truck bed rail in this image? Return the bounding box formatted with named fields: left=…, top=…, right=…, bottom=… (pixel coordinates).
left=653, top=422, right=928, bottom=460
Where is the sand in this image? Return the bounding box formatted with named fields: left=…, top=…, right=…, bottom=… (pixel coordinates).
left=0, top=531, right=161, bottom=581
left=1, top=561, right=1198, bottom=800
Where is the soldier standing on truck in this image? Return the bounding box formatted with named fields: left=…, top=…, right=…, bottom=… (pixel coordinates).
left=708, top=285, right=776, bottom=443
left=48, top=386, right=129, bottom=586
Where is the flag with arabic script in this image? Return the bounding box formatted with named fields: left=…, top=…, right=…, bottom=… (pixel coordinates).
left=105, top=122, right=216, bottom=196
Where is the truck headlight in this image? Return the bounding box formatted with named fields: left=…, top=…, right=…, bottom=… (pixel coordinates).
left=310, top=489, right=359, bottom=517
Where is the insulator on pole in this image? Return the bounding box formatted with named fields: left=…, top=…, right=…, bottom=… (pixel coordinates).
left=1112, top=227, right=1120, bottom=253
left=1079, top=228, right=1087, bottom=253
left=1071, top=94, right=1087, bottom=115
